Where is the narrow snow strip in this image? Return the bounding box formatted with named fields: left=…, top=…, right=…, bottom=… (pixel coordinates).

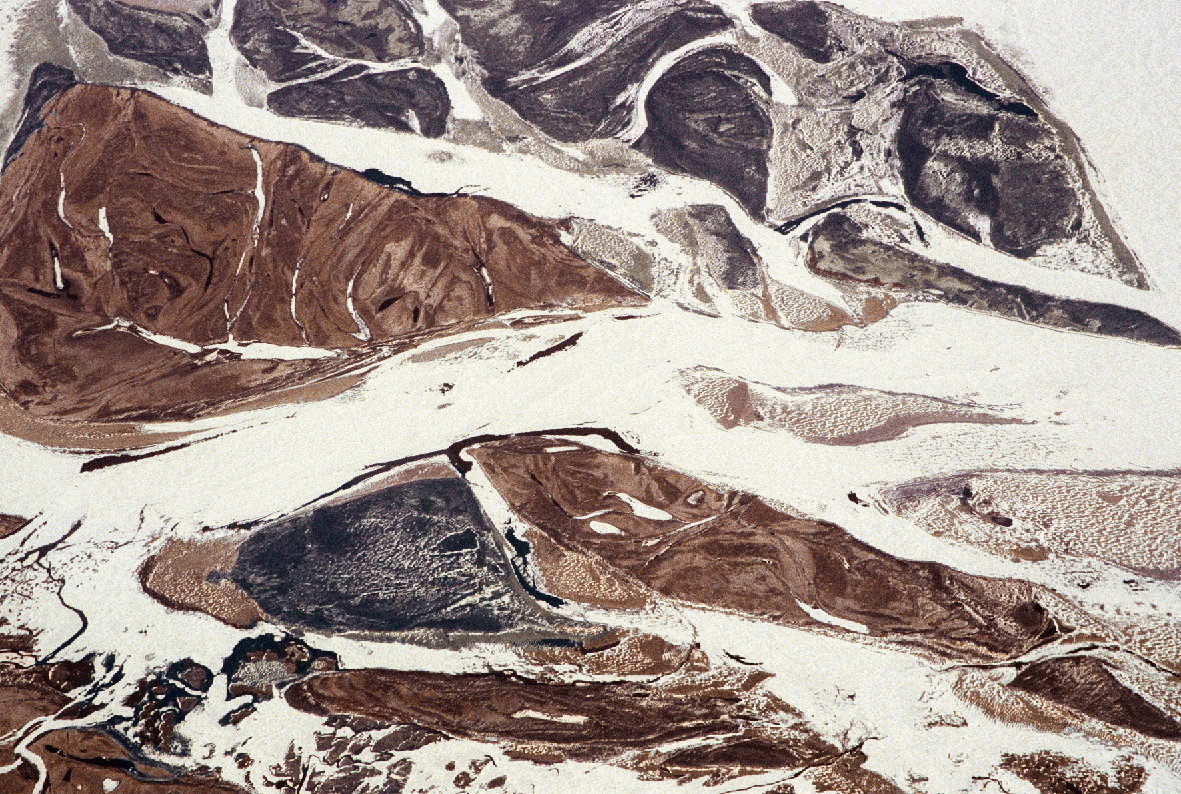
left=209, top=340, right=337, bottom=360
left=79, top=318, right=336, bottom=359
left=85, top=318, right=203, bottom=354
left=97, top=206, right=113, bottom=245
left=512, top=710, right=589, bottom=724
left=618, top=33, right=797, bottom=143
left=248, top=145, right=265, bottom=240
left=796, top=600, right=870, bottom=634
left=345, top=273, right=372, bottom=342
left=56, top=172, right=73, bottom=228
left=612, top=491, right=674, bottom=520
left=289, top=260, right=310, bottom=343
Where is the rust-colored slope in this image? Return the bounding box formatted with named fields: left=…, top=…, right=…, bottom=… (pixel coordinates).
left=0, top=660, right=246, bottom=794
left=467, top=436, right=1057, bottom=660
left=0, top=82, right=642, bottom=419
left=285, top=660, right=841, bottom=781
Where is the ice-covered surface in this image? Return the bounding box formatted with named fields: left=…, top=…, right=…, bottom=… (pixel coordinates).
left=0, top=1, right=1179, bottom=792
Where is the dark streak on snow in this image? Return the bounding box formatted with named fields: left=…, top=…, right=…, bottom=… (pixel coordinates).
left=515, top=332, right=583, bottom=368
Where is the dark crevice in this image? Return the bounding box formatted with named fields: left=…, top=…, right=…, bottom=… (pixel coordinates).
left=38, top=561, right=88, bottom=664
left=503, top=524, right=564, bottom=608
left=42, top=745, right=138, bottom=774
left=899, top=59, right=1037, bottom=118
left=289, top=448, right=455, bottom=515
left=774, top=197, right=911, bottom=234
left=80, top=441, right=195, bottom=473
left=377, top=294, right=402, bottom=313
left=515, top=332, right=583, bottom=368
left=360, top=168, right=422, bottom=195
left=447, top=428, right=641, bottom=474
left=21, top=520, right=83, bottom=565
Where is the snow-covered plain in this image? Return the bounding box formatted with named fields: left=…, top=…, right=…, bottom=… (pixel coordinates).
left=1, top=0, right=1179, bottom=792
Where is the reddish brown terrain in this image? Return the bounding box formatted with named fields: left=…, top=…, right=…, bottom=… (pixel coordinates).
left=1, top=1, right=1179, bottom=792
left=0, top=81, right=641, bottom=420
left=466, top=435, right=1059, bottom=660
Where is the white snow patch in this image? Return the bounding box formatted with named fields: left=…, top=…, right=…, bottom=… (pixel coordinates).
left=612, top=491, right=674, bottom=520
left=56, top=172, right=73, bottom=228
left=588, top=520, right=624, bottom=535
left=78, top=318, right=335, bottom=359
left=344, top=273, right=371, bottom=341
left=209, top=339, right=336, bottom=360
left=795, top=600, right=870, bottom=634
left=512, top=709, right=589, bottom=724
left=97, top=206, right=113, bottom=245
left=84, top=317, right=204, bottom=354
left=247, top=144, right=265, bottom=239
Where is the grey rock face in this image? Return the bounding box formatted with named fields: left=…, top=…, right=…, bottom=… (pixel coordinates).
left=750, top=1, right=837, bottom=63
left=230, top=478, right=568, bottom=636
left=896, top=63, right=1083, bottom=259
left=267, top=66, right=451, bottom=136
left=637, top=49, right=773, bottom=217
left=231, top=0, right=424, bottom=82
left=66, top=0, right=215, bottom=79
left=684, top=205, right=763, bottom=292
left=808, top=212, right=1181, bottom=346
left=438, top=0, right=732, bottom=141
left=753, top=2, right=1148, bottom=287
left=3, top=63, right=76, bottom=171
left=1010, top=655, right=1181, bottom=741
